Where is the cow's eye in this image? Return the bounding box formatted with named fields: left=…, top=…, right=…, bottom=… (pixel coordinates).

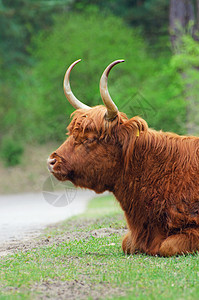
left=83, top=138, right=97, bottom=146
left=83, top=139, right=91, bottom=145
left=87, top=138, right=95, bottom=143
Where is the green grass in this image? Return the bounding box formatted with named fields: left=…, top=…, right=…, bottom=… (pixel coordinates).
left=0, top=195, right=199, bottom=299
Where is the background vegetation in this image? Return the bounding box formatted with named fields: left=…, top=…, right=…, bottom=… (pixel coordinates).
left=1, top=0, right=199, bottom=166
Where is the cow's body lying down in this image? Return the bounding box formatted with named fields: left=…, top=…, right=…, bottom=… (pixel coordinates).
left=48, top=60, right=199, bottom=257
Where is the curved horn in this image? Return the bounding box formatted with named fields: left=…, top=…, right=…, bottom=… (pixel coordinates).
left=100, top=59, right=125, bottom=120
left=63, top=59, right=90, bottom=110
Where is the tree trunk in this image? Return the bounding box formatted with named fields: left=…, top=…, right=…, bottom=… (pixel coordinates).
left=169, top=0, right=194, bottom=50
left=170, top=0, right=199, bottom=136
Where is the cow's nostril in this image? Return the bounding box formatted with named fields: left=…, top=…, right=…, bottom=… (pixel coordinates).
left=49, top=158, right=56, bottom=165
left=47, top=157, right=58, bottom=173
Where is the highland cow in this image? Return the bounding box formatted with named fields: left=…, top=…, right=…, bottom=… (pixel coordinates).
left=48, top=59, right=199, bottom=257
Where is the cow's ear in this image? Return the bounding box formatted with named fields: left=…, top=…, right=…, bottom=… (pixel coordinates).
left=118, top=117, right=148, bottom=170
left=118, top=117, right=143, bottom=142
left=118, top=119, right=139, bottom=147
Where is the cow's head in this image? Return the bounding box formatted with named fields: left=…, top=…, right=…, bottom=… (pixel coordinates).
left=47, top=60, right=147, bottom=193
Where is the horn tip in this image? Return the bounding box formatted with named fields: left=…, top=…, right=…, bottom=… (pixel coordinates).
left=74, top=59, right=81, bottom=64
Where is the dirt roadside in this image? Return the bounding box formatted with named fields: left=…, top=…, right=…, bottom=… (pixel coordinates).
left=0, top=219, right=126, bottom=257
left=0, top=216, right=127, bottom=300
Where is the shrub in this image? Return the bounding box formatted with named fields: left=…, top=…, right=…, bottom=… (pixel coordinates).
left=1, top=136, right=24, bottom=167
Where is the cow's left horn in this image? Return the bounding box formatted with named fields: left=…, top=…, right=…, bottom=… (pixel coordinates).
left=63, top=59, right=91, bottom=110
left=100, top=59, right=125, bottom=120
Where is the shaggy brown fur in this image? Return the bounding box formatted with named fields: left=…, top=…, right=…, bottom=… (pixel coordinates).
left=49, top=106, right=199, bottom=256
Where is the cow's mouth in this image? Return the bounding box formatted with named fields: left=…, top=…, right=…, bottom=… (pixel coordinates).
left=48, top=165, right=69, bottom=181
left=52, top=172, right=68, bottom=181
left=52, top=170, right=75, bottom=182
left=47, top=155, right=73, bottom=182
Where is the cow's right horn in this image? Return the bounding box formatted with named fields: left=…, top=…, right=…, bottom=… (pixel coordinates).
left=63, top=59, right=91, bottom=110
left=100, top=59, right=125, bottom=121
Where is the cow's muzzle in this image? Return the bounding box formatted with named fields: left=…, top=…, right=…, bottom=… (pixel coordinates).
left=47, top=157, right=57, bottom=173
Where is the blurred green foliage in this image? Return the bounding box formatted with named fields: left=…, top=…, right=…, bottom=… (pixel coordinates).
left=1, top=136, right=24, bottom=166
left=0, top=0, right=71, bottom=69
left=73, top=0, right=169, bottom=45
left=25, top=11, right=185, bottom=139
left=171, top=35, right=199, bottom=134
left=1, top=1, right=197, bottom=167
